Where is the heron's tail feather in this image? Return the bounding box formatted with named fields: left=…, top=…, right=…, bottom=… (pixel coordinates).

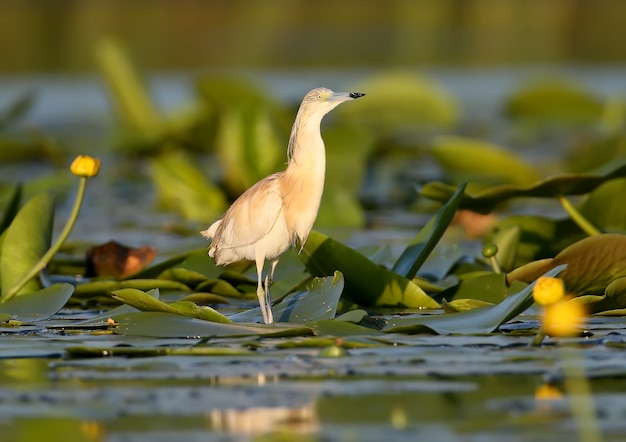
left=200, top=219, right=222, bottom=240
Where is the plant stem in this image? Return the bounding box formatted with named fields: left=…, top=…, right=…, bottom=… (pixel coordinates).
left=530, top=330, right=547, bottom=347
left=558, top=196, right=601, bottom=236
left=3, top=177, right=87, bottom=302
left=489, top=256, right=502, bottom=274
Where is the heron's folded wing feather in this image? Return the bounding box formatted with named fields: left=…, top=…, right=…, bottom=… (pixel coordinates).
left=217, top=173, right=285, bottom=250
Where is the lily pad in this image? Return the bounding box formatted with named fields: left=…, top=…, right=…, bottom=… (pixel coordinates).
left=434, top=273, right=508, bottom=304
left=0, top=183, right=21, bottom=234
left=114, top=312, right=313, bottom=338
left=336, top=72, right=458, bottom=134
left=0, top=192, right=55, bottom=297
left=420, top=157, right=626, bottom=214
left=0, top=283, right=74, bottom=322
left=229, top=272, right=344, bottom=324
left=504, top=76, right=603, bottom=125
left=507, top=234, right=626, bottom=312
left=73, top=279, right=191, bottom=298
left=383, top=265, right=566, bottom=334
left=507, top=234, right=626, bottom=295
left=430, top=136, right=539, bottom=186
left=300, top=230, right=439, bottom=309
left=111, top=288, right=231, bottom=324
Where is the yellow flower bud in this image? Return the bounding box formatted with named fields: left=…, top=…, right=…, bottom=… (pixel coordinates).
left=533, top=276, right=565, bottom=306
left=71, top=155, right=101, bottom=177
left=535, top=384, right=563, bottom=401
left=535, top=384, right=564, bottom=411
left=542, top=300, right=586, bottom=337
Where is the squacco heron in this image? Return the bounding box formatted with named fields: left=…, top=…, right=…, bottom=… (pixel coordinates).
left=201, top=87, right=365, bottom=324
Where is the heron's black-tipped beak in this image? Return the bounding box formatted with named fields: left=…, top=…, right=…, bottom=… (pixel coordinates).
left=350, top=92, right=366, bottom=99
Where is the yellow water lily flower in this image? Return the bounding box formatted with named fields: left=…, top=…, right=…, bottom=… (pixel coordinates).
left=542, top=299, right=586, bottom=337
left=533, top=276, right=565, bottom=306
left=71, top=155, right=101, bottom=177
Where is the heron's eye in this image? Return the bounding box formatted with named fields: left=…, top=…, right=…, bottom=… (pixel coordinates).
left=317, top=94, right=323, bottom=101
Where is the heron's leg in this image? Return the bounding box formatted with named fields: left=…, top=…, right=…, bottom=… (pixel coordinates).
left=263, top=259, right=279, bottom=324
left=255, top=257, right=270, bottom=324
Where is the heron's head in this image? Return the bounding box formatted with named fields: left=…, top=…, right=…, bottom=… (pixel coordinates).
left=300, top=87, right=365, bottom=116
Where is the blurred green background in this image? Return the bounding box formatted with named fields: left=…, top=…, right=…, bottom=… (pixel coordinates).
left=1, top=0, right=626, bottom=72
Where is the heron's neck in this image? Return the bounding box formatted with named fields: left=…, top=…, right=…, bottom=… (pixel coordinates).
left=282, top=113, right=327, bottom=244
left=286, top=114, right=326, bottom=173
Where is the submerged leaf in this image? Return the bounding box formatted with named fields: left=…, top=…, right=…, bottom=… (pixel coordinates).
left=0, top=192, right=55, bottom=297
left=383, top=265, right=566, bottom=335
left=300, top=231, right=439, bottom=309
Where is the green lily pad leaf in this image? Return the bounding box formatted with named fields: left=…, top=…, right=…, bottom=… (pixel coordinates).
left=0, top=283, right=74, bottom=322
left=507, top=234, right=626, bottom=296
left=336, top=72, right=458, bottom=134
left=488, top=214, right=583, bottom=267
left=114, top=312, right=313, bottom=338
left=111, top=288, right=231, bottom=323
left=178, top=292, right=230, bottom=305
left=504, top=76, right=603, bottom=125
left=420, top=157, right=626, bottom=214
left=383, top=265, right=566, bottom=334
left=489, top=224, right=521, bottom=272
left=0, top=183, right=22, bottom=234
left=195, top=278, right=243, bottom=298
left=335, top=309, right=369, bottom=323
left=65, top=345, right=254, bottom=358
left=95, top=38, right=162, bottom=139
left=215, top=108, right=284, bottom=195
left=393, top=182, right=466, bottom=279
left=434, top=273, right=507, bottom=304
left=157, top=267, right=209, bottom=289
left=577, top=277, right=626, bottom=314
left=316, top=127, right=374, bottom=228
left=300, top=230, right=439, bottom=309
left=442, top=298, right=494, bottom=313
left=309, top=319, right=383, bottom=338
left=1, top=192, right=54, bottom=297
left=578, top=178, right=626, bottom=232
left=150, top=150, right=227, bottom=222
left=229, top=272, right=344, bottom=324
left=73, top=279, right=191, bottom=298
left=430, top=136, right=539, bottom=186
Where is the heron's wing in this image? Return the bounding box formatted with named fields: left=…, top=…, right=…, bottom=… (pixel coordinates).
left=215, top=173, right=285, bottom=251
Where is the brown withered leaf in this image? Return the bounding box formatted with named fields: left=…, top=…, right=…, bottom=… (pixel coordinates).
left=86, top=240, right=158, bottom=278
